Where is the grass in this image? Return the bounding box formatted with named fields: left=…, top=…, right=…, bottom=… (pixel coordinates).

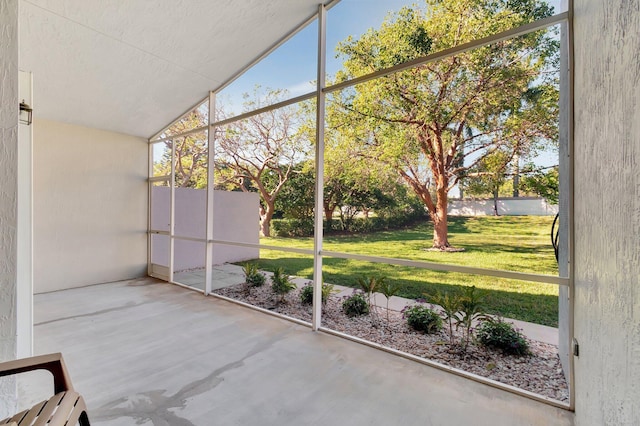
left=252, top=216, right=560, bottom=326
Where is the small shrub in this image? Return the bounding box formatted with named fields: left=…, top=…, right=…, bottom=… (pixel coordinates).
left=300, top=282, right=337, bottom=306
left=404, top=304, right=443, bottom=334
left=243, top=262, right=266, bottom=288
left=356, top=275, right=385, bottom=312
left=272, top=218, right=314, bottom=237
left=477, top=319, right=531, bottom=356
left=271, top=268, right=296, bottom=303
left=300, top=284, right=314, bottom=305
left=322, top=283, right=337, bottom=305
left=454, top=286, right=489, bottom=351
left=378, top=280, right=401, bottom=322
left=428, top=291, right=463, bottom=344
left=342, top=293, right=370, bottom=317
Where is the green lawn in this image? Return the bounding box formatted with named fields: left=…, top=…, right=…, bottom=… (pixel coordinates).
left=253, top=216, right=560, bottom=326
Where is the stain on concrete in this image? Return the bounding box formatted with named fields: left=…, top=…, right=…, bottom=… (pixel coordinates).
left=92, top=328, right=291, bottom=425
left=34, top=301, right=149, bottom=326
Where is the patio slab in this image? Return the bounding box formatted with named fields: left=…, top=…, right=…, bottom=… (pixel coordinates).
left=28, top=278, right=573, bottom=426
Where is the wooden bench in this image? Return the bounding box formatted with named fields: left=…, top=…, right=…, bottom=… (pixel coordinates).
left=0, top=353, right=90, bottom=425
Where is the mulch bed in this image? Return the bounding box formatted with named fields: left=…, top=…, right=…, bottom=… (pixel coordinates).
left=213, top=283, right=569, bottom=402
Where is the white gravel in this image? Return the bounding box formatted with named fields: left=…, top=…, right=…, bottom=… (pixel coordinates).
left=214, top=283, right=569, bottom=402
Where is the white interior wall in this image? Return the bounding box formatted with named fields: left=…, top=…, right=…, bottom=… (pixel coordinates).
left=0, top=0, right=19, bottom=417
left=33, top=119, right=148, bottom=293
left=573, top=0, right=640, bottom=424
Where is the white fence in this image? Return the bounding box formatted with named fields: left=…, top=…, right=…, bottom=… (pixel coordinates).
left=151, top=187, right=260, bottom=270
left=448, top=197, right=558, bottom=216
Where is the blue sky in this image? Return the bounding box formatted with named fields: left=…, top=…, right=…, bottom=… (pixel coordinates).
left=218, top=0, right=416, bottom=108
left=218, top=0, right=563, bottom=109
left=215, top=0, right=563, bottom=186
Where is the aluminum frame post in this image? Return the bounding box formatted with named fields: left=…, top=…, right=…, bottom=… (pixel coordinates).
left=312, top=3, right=327, bottom=331
left=205, top=92, right=216, bottom=295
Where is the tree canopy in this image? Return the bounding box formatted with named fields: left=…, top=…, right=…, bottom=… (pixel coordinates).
left=214, top=88, right=313, bottom=237
left=330, top=0, right=559, bottom=248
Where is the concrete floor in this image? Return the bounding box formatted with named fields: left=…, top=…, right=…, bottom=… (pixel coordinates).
left=28, top=278, right=573, bottom=426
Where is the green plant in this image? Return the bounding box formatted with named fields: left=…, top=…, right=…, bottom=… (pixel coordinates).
left=259, top=216, right=560, bottom=326
left=378, top=280, right=401, bottom=322
left=403, top=304, right=443, bottom=334
left=453, top=286, right=490, bottom=351
left=477, top=319, right=531, bottom=356
left=243, top=263, right=266, bottom=290
left=342, top=293, right=370, bottom=317
left=428, top=291, right=463, bottom=344
left=357, top=275, right=385, bottom=310
left=270, top=267, right=296, bottom=303
left=322, top=283, right=337, bottom=305
left=299, top=282, right=336, bottom=306
left=300, top=284, right=314, bottom=305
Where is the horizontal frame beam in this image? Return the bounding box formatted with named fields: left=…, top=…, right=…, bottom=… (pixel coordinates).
left=210, top=239, right=315, bottom=256
left=325, top=12, right=568, bottom=95
left=160, top=236, right=568, bottom=287
left=322, top=250, right=569, bottom=286
left=201, top=13, right=567, bottom=132
left=211, top=92, right=316, bottom=128
left=150, top=126, right=208, bottom=144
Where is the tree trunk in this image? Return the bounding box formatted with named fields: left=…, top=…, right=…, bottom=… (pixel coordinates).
left=260, top=202, right=275, bottom=237
left=493, top=188, right=500, bottom=216
left=432, top=187, right=450, bottom=249
left=512, top=153, right=520, bottom=197
left=323, top=201, right=336, bottom=225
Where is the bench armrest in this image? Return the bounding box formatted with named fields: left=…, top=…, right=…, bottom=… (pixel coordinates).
left=0, top=353, right=74, bottom=394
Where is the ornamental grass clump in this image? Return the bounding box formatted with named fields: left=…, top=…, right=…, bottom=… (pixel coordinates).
left=403, top=304, right=443, bottom=334
left=477, top=319, right=531, bottom=356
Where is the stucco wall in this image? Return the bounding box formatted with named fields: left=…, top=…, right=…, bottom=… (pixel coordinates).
left=448, top=197, right=558, bottom=216
left=0, top=0, right=19, bottom=417
left=151, top=187, right=260, bottom=270
left=573, top=1, right=640, bottom=424
left=17, top=71, right=33, bottom=359
left=33, top=119, right=148, bottom=293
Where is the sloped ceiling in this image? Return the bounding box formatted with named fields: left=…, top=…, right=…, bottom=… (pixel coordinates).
left=19, top=0, right=325, bottom=138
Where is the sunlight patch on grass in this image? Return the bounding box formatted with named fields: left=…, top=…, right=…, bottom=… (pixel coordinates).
left=254, top=216, right=560, bottom=326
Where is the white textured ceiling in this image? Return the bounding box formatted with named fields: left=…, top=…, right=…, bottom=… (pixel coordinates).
left=19, top=0, right=324, bottom=137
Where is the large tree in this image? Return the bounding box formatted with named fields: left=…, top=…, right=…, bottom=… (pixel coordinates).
left=215, top=89, right=312, bottom=237
left=332, top=0, right=558, bottom=249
